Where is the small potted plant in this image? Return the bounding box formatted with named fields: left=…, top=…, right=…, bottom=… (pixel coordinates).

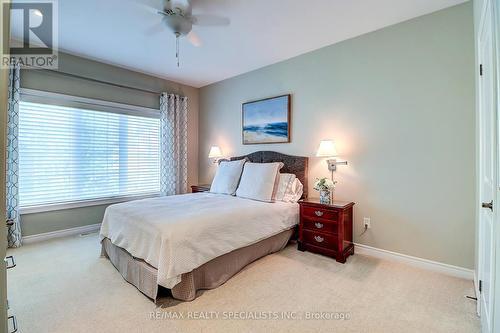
left=313, top=177, right=337, bottom=204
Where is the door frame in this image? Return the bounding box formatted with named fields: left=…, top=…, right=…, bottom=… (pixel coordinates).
left=493, top=0, right=500, bottom=331
left=477, top=0, right=496, bottom=328
left=0, top=1, right=9, bottom=332
left=477, top=0, right=500, bottom=332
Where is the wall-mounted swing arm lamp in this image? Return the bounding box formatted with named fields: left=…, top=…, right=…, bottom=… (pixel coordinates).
left=316, top=140, right=348, bottom=180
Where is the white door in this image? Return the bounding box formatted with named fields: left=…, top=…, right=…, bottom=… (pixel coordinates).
left=478, top=1, right=496, bottom=331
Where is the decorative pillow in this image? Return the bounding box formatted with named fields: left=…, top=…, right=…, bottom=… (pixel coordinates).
left=209, top=159, right=247, bottom=195
left=283, top=178, right=304, bottom=203
left=236, top=162, right=284, bottom=202
left=274, top=173, right=297, bottom=201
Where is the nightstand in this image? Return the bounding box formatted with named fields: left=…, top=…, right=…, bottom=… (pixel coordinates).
left=298, top=198, right=355, bottom=263
left=190, top=184, right=211, bottom=193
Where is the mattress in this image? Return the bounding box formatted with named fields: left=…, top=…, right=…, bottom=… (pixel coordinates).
left=99, top=192, right=299, bottom=289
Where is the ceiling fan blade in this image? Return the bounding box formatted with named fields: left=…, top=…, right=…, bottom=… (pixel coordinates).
left=187, top=31, right=202, bottom=47
left=133, top=0, right=162, bottom=8
left=191, top=14, right=230, bottom=26
left=133, top=0, right=163, bottom=14
left=145, top=17, right=166, bottom=35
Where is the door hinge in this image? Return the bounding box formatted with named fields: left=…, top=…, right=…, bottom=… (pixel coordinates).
left=480, top=64, right=483, bottom=76
left=479, top=280, right=483, bottom=293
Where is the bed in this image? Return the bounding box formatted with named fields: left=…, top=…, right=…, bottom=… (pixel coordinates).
left=99, top=151, right=308, bottom=301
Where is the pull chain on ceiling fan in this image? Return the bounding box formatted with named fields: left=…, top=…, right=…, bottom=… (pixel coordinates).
left=175, top=32, right=180, bottom=67
left=145, top=0, right=230, bottom=67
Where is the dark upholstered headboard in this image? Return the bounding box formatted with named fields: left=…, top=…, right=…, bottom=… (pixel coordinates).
left=230, top=151, right=309, bottom=199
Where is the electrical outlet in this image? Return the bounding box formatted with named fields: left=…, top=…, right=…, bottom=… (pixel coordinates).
left=363, top=217, right=371, bottom=229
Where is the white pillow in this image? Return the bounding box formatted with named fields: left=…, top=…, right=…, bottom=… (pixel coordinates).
left=236, top=162, right=283, bottom=202
left=275, top=173, right=297, bottom=201
left=210, top=159, right=246, bottom=195
left=283, top=178, right=304, bottom=203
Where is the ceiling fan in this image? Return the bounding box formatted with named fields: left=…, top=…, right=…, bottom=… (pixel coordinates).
left=146, top=0, right=230, bottom=67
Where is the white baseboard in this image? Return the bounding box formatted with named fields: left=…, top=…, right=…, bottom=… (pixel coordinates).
left=354, top=243, right=474, bottom=280
left=21, top=226, right=474, bottom=280
left=22, top=223, right=101, bottom=244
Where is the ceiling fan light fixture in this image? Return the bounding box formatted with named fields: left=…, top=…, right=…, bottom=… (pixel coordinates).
left=149, top=0, right=229, bottom=67
left=164, top=15, right=192, bottom=36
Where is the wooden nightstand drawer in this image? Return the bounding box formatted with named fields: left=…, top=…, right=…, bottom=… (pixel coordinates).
left=302, top=206, right=338, bottom=221
left=302, top=230, right=336, bottom=250
left=298, top=199, right=355, bottom=263
left=302, top=218, right=337, bottom=235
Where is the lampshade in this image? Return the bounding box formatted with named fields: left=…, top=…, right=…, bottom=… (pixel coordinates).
left=208, top=146, right=223, bottom=159
left=316, top=140, right=338, bottom=157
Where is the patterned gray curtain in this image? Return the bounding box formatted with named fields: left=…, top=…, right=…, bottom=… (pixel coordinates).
left=6, top=66, right=21, bottom=248
left=160, top=93, right=188, bottom=196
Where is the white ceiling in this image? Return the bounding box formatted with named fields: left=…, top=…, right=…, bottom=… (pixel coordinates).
left=12, top=0, right=468, bottom=88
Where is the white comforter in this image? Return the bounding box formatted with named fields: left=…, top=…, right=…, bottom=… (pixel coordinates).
left=99, top=193, right=299, bottom=288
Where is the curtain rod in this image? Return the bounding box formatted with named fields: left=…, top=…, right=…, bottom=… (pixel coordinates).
left=30, top=68, right=163, bottom=96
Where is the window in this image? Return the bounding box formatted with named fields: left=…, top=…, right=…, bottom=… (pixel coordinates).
left=19, top=100, right=160, bottom=209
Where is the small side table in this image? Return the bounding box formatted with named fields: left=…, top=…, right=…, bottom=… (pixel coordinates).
left=298, top=198, right=355, bottom=263
left=190, top=184, right=211, bottom=193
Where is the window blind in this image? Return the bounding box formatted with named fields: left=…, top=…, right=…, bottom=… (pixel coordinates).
left=19, top=101, right=160, bottom=208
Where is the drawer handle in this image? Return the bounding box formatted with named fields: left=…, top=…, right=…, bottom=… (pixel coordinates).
left=314, top=210, right=324, bottom=217
left=5, top=256, right=15, bottom=269
left=314, top=236, right=324, bottom=243
left=8, top=314, right=17, bottom=333
left=314, top=222, right=324, bottom=229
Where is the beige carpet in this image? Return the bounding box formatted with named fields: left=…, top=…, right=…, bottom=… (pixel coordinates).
left=7, top=234, right=479, bottom=333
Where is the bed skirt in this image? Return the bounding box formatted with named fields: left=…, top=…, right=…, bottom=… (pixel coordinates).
left=100, top=228, right=294, bottom=301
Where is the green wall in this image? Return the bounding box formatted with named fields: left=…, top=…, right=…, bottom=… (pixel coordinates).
left=21, top=205, right=108, bottom=236
left=19, top=52, right=200, bottom=236
left=199, top=3, right=476, bottom=269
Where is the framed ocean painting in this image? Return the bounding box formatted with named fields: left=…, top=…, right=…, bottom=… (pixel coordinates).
left=242, top=94, right=291, bottom=145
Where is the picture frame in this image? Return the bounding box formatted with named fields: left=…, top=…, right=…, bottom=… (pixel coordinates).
left=242, top=94, right=291, bottom=145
